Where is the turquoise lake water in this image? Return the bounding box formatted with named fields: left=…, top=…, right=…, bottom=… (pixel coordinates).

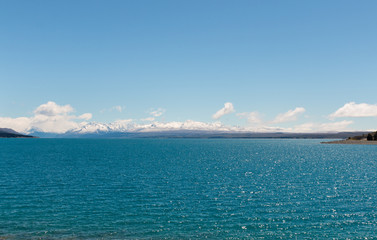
left=1, top=138, right=377, bottom=239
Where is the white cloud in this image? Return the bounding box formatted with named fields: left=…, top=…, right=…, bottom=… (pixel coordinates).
left=31, top=114, right=80, bottom=133
left=272, top=107, right=306, bottom=123
left=212, top=102, right=235, bottom=119
left=329, top=102, right=377, bottom=119
left=141, top=117, right=155, bottom=121
left=0, top=117, right=32, bottom=133
left=237, top=111, right=263, bottom=124
left=292, top=120, right=353, bottom=132
left=237, top=111, right=291, bottom=132
left=100, top=105, right=125, bottom=113
left=78, top=113, right=92, bottom=120
left=234, top=107, right=351, bottom=133
left=149, top=108, right=166, bottom=117
left=292, top=123, right=315, bottom=132
left=0, top=101, right=93, bottom=134
left=112, top=105, right=124, bottom=112
left=34, top=101, right=73, bottom=116
left=318, top=120, right=354, bottom=132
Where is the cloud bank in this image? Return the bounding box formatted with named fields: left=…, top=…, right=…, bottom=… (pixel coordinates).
left=293, top=120, right=353, bottom=132
left=0, top=101, right=362, bottom=134
left=0, top=101, right=92, bottom=133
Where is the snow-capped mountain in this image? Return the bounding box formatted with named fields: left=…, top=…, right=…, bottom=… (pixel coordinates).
left=66, top=120, right=236, bottom=135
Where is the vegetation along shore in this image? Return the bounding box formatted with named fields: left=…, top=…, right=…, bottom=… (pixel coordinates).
left=322, top=132, right=377, bottom=145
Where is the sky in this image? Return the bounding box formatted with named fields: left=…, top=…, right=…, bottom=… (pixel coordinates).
left=1, top=0, right=377, bottom=133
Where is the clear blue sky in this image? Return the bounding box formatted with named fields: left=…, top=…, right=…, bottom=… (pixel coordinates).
left=1, top=0, right=377, bottom=132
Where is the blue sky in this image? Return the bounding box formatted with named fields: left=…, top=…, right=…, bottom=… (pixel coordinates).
left=1, top=1, right=377, bottom=133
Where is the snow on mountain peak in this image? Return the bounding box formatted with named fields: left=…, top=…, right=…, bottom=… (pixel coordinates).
left=68, top=119, right=235, bottom=134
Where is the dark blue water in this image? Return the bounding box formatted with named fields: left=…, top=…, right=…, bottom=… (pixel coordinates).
left=1, top=139, right=377, bottom=239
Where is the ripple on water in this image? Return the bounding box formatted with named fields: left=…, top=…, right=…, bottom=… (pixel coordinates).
left=1, top=139, right=377, bottom=238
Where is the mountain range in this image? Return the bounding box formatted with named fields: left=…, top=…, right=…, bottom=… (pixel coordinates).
left=27, top=122, right=369, bottom=139
left=1, top=121, right=370, bottom=139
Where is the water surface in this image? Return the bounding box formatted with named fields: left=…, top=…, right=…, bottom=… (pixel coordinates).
left=1, top=139, right=377, bottom=239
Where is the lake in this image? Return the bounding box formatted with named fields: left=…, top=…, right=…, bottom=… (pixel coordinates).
left=1, top=138, right=377, bottom=239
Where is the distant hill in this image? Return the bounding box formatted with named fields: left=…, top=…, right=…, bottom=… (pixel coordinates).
left=0, top=128, right=36, bottom=138
left=29, top=129, right=369, bottom=139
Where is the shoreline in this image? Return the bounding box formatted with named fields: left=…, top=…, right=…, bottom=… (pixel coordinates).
left=322, top=140, right=377, bottom=145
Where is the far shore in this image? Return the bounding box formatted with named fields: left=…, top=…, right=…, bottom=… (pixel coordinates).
left=322, top=140, right=377, bottom=145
